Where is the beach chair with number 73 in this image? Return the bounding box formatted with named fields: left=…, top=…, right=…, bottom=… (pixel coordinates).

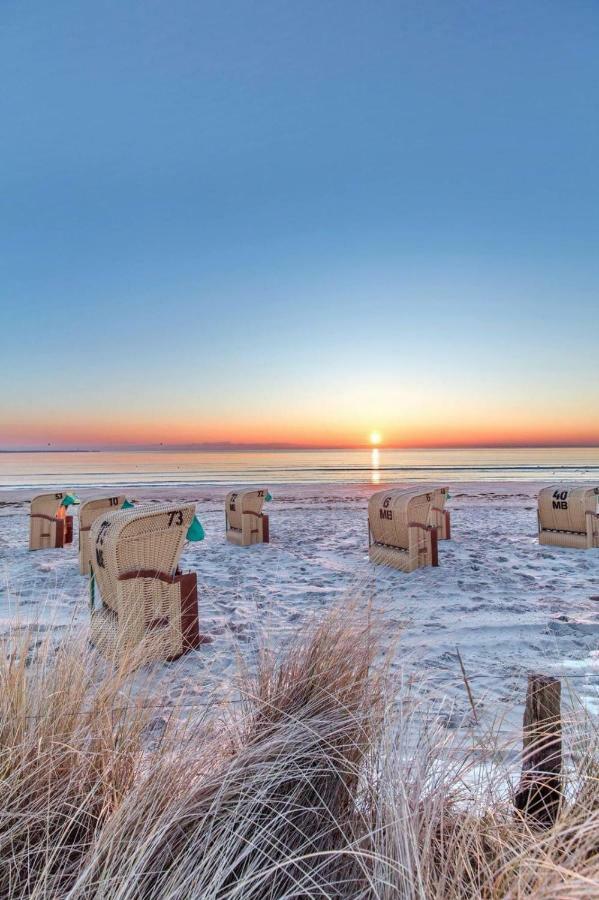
left=89, top=502, right=204, bottom=665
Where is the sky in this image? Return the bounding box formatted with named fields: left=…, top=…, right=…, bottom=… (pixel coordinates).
left=1, top=0, right=598, bottom=450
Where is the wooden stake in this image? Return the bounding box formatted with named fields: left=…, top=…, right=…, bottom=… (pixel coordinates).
left=514, top=674, right=562, bottom=827
left=455, top=646, right=478, bottom=725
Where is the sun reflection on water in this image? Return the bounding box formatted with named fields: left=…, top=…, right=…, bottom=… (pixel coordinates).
left=371, top=447, right=380, bottom=483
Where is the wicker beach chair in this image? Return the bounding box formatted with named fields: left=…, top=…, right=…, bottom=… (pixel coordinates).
left=368, top=487, right=439, bottom=571
left=225, top=488, right=270, bottom=546
left=29, top=492, right=75, bottom=551
left=89, top=503, right=201, bottom=665
left=78, top=496, right=126, bottom=574
left=430, top=485, right=451, bottom=540
left=537, top=485, right=599, bottom=549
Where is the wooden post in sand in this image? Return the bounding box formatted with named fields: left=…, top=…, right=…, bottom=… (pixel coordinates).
left=514, top=674, right=562, bottom=827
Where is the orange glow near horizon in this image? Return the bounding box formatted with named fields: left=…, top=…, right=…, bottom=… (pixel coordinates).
left=2, top=379, right=599, bottom=451
left=2, top=409, right=599, bottom=450
left=3, top=345, right=599, bottom=452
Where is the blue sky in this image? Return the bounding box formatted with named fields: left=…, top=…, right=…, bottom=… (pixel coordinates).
left=1, top=0, right=598, bottom=448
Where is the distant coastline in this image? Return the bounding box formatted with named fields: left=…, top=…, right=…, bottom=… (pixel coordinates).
left=2, top=443, right=599, bottom=453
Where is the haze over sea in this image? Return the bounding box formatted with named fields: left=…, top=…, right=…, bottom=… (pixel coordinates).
left=1, top=447, right=598, bottom=490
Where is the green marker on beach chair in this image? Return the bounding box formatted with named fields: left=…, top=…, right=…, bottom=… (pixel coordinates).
left=187, top=516, right=205, bottom=541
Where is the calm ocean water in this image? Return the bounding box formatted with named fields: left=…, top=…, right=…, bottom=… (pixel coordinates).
left=1, top=447, right=598, bottom=489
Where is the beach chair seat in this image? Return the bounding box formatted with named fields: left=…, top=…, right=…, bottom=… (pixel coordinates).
left=89, top=503, right=201, bottom=665
left=537, top=485, right=599, bottom=550
left=429, top=485, right=451, bottom=540
left=29, top=492, right=75, bottom=551
left=78, top=496, right=127, bottom=574
left=368, top=487, right=439, bottom=572
left=225, top=489, right=270, bottom=546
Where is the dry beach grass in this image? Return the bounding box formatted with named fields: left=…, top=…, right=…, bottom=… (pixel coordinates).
left=1, top=609, right=599, bottom=899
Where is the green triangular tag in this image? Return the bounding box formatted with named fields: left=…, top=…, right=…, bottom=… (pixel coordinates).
left=121, top=499, right=135, bottom=509
left=265, top=491, right=272, bottom=502
left=61, top=493, right=79, bottom=507
left=186, top=516, right=205, bottom=541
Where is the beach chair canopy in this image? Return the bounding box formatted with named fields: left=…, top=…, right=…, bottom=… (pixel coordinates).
left=31, top=492, right=68, bottom=519
left=429, top=485, right=451, bottom=540
left=90, top=503, right=195, bottom=614
left=79, top=496, right=127, bottom=574
left=538, top=485, right=599, bottom=535
left=431, top=486, right=449, bottom=510
left=79, top=496, right=127, bottom=531
left=368, top=487, right=434, bottom=550
left=225, top=489, right=267, bottom=530
left=29, top=491, right=78, bottom=550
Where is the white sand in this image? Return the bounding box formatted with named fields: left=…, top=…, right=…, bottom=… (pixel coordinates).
left=1, top=481, right=599, bottom=733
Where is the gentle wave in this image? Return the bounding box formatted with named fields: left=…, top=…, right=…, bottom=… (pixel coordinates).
left=1, top=447, right=599, bottom=489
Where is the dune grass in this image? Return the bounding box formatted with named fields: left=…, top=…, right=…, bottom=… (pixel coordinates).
left=1, top=611, right=598, bottom=899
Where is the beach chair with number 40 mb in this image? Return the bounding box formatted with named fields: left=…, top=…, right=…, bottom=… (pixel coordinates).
left=537, top=485, right=599, bottom=549
left=368, top=487, right=439, bottom=572
left=89, top=503, right=203, bottom=665
left=29, top=492, right=77, bottom=551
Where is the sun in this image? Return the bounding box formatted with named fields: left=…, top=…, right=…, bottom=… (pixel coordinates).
left=369, top=431, right=382, bottom=446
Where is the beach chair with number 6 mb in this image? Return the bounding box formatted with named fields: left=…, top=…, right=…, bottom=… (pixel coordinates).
left=368, top=487, right=439, bottom=572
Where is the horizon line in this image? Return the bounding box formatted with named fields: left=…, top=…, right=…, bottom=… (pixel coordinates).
left=2, top=441, right=599, bottom=453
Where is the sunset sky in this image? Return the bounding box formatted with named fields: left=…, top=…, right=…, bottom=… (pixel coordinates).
left=1, top=1, right=598, bottom=450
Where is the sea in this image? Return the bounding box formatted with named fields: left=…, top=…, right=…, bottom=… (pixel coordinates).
left=1, top=447, right=598, bottom=490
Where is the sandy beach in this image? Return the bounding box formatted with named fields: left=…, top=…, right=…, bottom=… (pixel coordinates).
left=2, top=480, right=599, bottom=734
left=5, top=4, right=599, bottom=889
